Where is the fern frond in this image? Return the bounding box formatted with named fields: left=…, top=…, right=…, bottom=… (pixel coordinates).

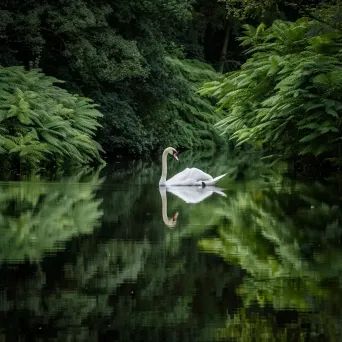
left=0, top=66, right=104, bottom=169
left=200, top=17, right=342, bottom=164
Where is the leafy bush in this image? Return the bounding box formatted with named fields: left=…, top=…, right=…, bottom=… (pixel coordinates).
left=0, top=0, right=194, bottom=157
left=166, top=57, right=227, bottom=150
left=98, top=58, right=226, bottom=156
left=200, top=18, right=342, bottom=165
left=0, top=66, right=104, bottom=169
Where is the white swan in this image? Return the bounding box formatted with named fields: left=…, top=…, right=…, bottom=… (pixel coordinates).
left=159, top=147, right=227, bottom=186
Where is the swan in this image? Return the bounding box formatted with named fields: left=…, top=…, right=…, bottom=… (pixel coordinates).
left=159, top=147, right=227, bottom=186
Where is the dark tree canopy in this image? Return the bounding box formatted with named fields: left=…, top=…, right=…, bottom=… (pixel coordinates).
left=0, top=0, right=341, bottom=167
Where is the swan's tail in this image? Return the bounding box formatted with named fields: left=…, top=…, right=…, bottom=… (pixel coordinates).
left=202, top=173, right=227, bottom=186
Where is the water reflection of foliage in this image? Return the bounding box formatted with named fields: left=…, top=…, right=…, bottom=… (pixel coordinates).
left=215, top=308, right=309, bottom=342
left=0, top=169, right=104, bottom=263
left=98, top=176, right=236, bottom=340
left=216, top=306, right=342, bottom=342
left=0, top=228, right=234, bottom=341
left=64, top=238, right=150, bottom=291
left=0, top=152, right=241, bottom=341
left=199, top=176, right=342, bottom=340
left=0, top=151, right=283, bottom=341
left=0, top=238, right=151, bottom=341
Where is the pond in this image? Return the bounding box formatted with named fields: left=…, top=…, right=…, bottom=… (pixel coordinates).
left=0, top=150, right=342, bottom=341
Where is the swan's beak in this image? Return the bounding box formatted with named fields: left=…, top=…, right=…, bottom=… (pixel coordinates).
left=173, top=153, right=179, bottom=161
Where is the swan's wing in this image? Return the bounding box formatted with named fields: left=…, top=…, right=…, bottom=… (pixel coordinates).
left=166, top=168, right=213, bottom=185
left=166, top=186, right=214, bottom=203
left=186, top=168, right=213, bottom=181
left=165, top=168, right=192, bottom=185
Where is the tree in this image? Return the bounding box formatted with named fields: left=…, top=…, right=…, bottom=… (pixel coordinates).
left=0, top=0, right=200, bottom=157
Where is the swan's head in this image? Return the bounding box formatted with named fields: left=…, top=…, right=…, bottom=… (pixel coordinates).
left=166, top=147, right=179, bottom=161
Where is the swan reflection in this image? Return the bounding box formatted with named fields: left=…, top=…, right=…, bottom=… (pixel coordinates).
left=159, top=186, right=226, bottom=227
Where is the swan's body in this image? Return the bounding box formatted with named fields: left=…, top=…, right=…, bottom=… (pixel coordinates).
left=164, top=168, right=226, bottom=186
left=159, top=147, right=226, bottom=187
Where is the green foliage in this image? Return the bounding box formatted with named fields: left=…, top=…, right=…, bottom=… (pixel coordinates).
left=0, top=0, right=198, bottom=157
left=0, top=66, right=104, bottom=168
left=296, top=1, right=342, bottom=31
left=224, top=0, right=277, bottom=20
left=166, top=58, right=227, bottom=150
left=0, top=1, right=148, bottom=83
left=200, top=18, right=342, bottom=165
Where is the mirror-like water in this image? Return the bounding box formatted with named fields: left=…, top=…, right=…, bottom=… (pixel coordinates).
left=1, top=150, right=342, bottom=341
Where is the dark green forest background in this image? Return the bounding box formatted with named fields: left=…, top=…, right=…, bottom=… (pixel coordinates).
left=0, top=0, right=341, bottom=171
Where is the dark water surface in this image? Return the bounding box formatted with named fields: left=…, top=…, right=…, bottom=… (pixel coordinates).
left=1, top=150, right=342, bottom=341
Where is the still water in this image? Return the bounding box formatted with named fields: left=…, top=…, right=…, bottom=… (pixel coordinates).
left=0, top=150, right=342, bottom=341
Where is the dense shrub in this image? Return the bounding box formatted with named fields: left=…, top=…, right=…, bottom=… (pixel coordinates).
left=0, top=66, right=104, bottom=169
left=201, top=18, right=342, bottom=165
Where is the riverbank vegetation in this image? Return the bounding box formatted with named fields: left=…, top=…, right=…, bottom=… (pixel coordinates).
left=0, top=66, right=104, bottom=170
left=0, top=0, right=341, bottom=171
left=201, top=10, right=342, bottom=170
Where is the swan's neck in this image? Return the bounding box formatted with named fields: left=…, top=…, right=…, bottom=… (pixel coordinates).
left=159, top=149, right=168, bottom=185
